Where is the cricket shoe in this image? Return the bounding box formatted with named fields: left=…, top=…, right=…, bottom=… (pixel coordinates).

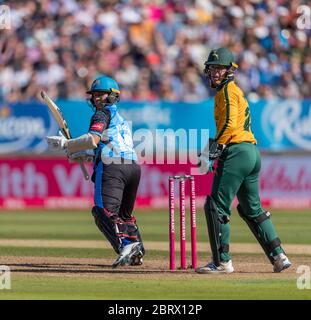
left=195, top=260, right=234, bottom=274
left=273, top=253, right=291, bottom=273
left=128, top=243, right=144, bottom=266
left=129, top=253, right=144, bottom=266
left=112, top=242, right=142, bottom=268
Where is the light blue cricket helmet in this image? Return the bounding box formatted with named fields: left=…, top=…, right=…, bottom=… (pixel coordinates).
left=86, top=75, right=120, bottom=94
left=87, top=75, right=121, bottom=107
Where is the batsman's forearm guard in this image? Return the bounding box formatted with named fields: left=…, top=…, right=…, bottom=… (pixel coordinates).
left=67, top=133, right=97, bottom=155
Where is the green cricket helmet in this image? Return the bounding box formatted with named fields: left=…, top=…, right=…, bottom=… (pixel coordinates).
left=204, top=47, right=238, bottom=69
left=87, top=75, right=120, bottom=108
left=204, top=48, right=238, bottom=88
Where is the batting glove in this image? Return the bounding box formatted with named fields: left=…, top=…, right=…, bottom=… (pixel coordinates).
left=68, top=149, right=95, bottom=163
left=46, top=131, right=68, bottom=152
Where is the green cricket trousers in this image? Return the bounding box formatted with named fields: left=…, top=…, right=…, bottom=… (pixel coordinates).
left=210, top=142, right=283, bottom=262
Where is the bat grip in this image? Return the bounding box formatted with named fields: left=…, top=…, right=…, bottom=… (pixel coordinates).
left=78, top=160, right=89, bottom=180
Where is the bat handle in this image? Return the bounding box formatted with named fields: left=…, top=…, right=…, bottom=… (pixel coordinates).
left=78, top=160, right=89, bottom=180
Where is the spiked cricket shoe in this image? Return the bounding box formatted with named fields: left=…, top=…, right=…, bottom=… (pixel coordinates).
left=195, top=260, right=234, bottom=274
left=273, top=253, right=291, bottom=273
left=112, top=242, right=142, bottom=268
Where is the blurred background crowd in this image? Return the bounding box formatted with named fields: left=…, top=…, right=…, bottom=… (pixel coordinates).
left=0, top=0, right=310, bottom=103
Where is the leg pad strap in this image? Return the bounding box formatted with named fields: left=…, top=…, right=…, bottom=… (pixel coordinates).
left=122, top=215, right=145, bottom=255
left=237, top=204, right=282, bottom=264
left=92, top=206, right=125, bottom=254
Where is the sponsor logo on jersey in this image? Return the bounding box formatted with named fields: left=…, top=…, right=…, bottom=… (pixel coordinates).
left=90, top=122, right=104, bottom=132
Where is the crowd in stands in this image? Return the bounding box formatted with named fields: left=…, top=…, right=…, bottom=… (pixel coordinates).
left=0, top=0, right=310, bottom=103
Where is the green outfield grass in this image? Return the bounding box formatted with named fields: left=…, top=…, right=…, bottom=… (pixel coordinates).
left=0, top=209, right=310, bottom=300
left=1, top=275, right=310, bottom=300
left=0, top=209, right=310, bottom=244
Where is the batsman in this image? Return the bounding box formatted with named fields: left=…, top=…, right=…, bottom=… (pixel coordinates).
left=46, top=75, right=144, bottom=268
left=196, top=48, right=291, bottom=274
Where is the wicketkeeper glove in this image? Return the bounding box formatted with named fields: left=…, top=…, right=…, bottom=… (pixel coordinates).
left=46, top=131, right=68, bottom=152
left=68, top=149, right=95, bottom=163
left=209, top=138, right=226, bottom=160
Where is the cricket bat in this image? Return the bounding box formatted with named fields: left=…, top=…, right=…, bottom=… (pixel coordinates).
left=41, top=91, right=90, bottom=181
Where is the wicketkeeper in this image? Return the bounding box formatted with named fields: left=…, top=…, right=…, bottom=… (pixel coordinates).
left=46, top=75, right=144, bottom=268
left=196, top=48, right=291, bottom=274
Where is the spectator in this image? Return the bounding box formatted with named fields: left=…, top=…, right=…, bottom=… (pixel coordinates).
left=0, top=0, right=309, bottom=103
